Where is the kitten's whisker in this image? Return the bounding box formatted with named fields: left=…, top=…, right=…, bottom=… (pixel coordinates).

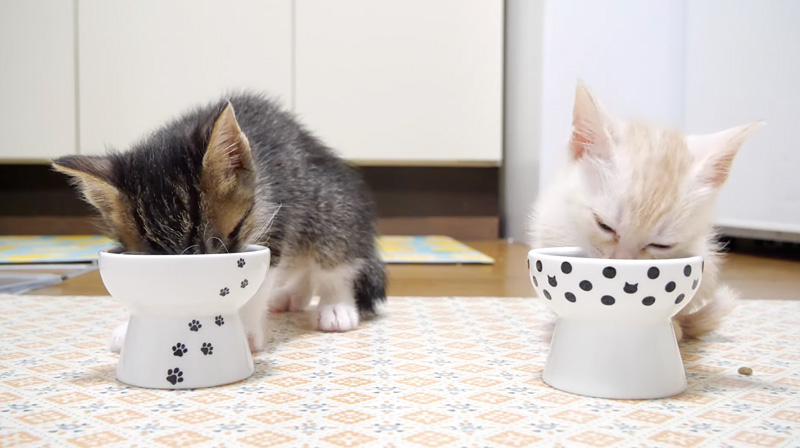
left=249, top=204, right=276, bottom=243
left=180, top=244, right=199, bottom=255
left=208, top=236, right=230, bottom=254
left=201, top=221, right=211, bottom=251
left=253, top=203, right=282, bottom=245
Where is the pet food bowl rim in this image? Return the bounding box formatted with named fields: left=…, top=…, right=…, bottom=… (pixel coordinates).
left=529, top=247, right=703, bottom=267
left=99, top=244, right=270, bottom=261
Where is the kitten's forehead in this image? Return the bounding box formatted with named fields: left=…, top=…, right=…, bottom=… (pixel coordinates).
left=614, top=122, right=693, bottom=234
left=111, top=144, right=204, bottom=254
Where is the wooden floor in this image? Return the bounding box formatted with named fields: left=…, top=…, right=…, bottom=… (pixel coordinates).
left=28, top=241, right=800, bottom=300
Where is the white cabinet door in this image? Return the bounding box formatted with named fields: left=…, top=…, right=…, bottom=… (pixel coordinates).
left=78, top=0, right=292, bottom=155
left=686, top=0, right=800, bottom=236
left=295, top=0, right=504, bottom=163
left=0, top=0, right=75, bottom=160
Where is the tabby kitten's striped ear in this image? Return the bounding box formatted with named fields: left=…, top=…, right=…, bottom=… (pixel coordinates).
left=52, top=155, right=120, bottom=218
left=201, top=101, right=257, bottom=241
left=52, top=155, right=144, bottom=251
left=202, top=102, right=256, bottom=194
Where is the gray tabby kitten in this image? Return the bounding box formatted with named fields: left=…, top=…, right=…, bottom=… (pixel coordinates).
left=54, top=94, right=387, bottom=351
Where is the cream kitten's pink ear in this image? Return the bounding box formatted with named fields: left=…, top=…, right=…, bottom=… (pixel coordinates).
left=570, top=82, right=614, bottom=161
left=687, top=122, right=763, bottom=187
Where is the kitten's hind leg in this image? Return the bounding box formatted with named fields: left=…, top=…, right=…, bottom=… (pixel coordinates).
left=269, top=261, right=314, bottom=313
left=314, top=263, right=360, bottom=332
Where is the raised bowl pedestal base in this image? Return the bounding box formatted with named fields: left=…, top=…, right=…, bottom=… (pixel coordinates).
left=542, top=318, right=686, bottom=400
left=117, top=313, right=254, bottom=390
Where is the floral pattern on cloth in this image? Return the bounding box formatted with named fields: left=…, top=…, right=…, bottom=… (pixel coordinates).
left=0, top=295, right=798, bottom=448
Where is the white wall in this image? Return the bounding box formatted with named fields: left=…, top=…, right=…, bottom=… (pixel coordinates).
left=78, top=0, right=292, bottom=156
left=686, top=0, right=800, bottom=237
left=295, top=0, right=504, bottom=163
left=538, top=0, right=687, bottom=191
left=502, top=0, right=544, bottom=242
left=0, top=0, right=76, bottom=160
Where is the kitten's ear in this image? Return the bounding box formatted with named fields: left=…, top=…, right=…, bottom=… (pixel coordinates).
left=52, top=155, right=121, bottom=214
left=202, top=102, right=256, bottom=237
left=687, top=122, right=763, bottom=187
left=202, top=101, right=256, bottom=197
left=570, top=82, right=614, bottom=161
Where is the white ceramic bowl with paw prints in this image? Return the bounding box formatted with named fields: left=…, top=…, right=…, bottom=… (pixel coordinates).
left=99, top=245, right=270, bottom=389
left=528, top=247, right=703, bottom=399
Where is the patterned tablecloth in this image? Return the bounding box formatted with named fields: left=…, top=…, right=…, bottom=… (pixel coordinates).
left=0, top=295, right=798, bottom=448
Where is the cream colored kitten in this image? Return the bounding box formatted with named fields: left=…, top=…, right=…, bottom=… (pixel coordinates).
left=529, top=82, right=761, bottom=340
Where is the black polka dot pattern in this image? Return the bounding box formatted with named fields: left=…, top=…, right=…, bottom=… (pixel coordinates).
left=531, top=258, right=699, bottom=309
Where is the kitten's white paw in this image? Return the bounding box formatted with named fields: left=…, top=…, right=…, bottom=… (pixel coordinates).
left=242, top=312, right=268, bottom=352
left=247, top=330, right=266, bottom=353
left=269, top=291, right=310, bottom=313
left=108, top=321, right=128, bottom=353
left=315, top=303, right=360, bottom=332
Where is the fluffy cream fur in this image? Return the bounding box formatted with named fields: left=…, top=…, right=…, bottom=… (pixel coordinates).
left=529, top=82, right=761, bottom=339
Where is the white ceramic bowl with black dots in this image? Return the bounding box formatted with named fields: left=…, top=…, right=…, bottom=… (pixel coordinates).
left=527, top=247, right=703, bottom=399
left=99, top=245, right=270, bottom=389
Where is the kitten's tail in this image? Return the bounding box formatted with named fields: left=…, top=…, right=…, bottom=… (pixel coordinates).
left=354, top=254, right=387, bottom=315
left=673, top=285, right=737, bottom=340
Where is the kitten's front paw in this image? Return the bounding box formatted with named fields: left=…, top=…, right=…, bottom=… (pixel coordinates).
left=246, top=331, right=266, bottom=353
left=108, top=321, right=128, bottom=353
left=315, top=304, right=360, bottom=332
left=242, top=317, right=267, bottom=352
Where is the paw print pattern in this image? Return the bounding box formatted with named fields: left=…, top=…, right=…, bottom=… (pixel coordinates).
left=240, top=279, right=249, bottom=289
left=237, top=258, right=246, bottom=268
left=215, top=315, right=224, bottom=326
left=171, top=342, right=187, bottom=357
left=188, top=319, right=202, bottom=331
left=220, top=287, right=230, bottom=297
left=201, top=343, right=214, bottom=355
left=166, top=367, right=184, bottom=385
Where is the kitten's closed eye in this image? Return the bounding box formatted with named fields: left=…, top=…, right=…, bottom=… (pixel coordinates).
left=594, top=215, right=616, bottom=234
left=647, top=243, right=673, bottom=250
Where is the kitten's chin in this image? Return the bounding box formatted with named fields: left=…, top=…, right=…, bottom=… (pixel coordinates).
left=586, top=245, right=607, bottom=259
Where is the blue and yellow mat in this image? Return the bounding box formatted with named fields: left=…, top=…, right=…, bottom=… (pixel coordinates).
left=0, top=235, right=494, bottom=265
left=377, top=235, right=494, bottom=264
